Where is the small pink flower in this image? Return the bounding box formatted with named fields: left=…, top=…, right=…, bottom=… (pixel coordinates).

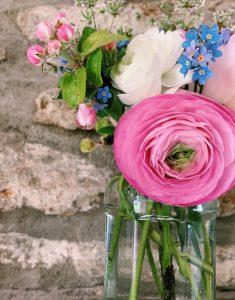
left=36, top=20, right=55, bottom=41
left=47, top=40, right=61, bottom=55
left=54, top=12, right=68, bottom=28
left=114, top=92, right=235, bottom=206
left=56, top=23, right=74, bottom=43
left=77, top=104, right=96, bottom=130
left=27, top=45, right=45, bottom=66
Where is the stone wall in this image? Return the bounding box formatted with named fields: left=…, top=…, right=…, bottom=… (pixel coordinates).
left=0, top=0, right=235, bottom=299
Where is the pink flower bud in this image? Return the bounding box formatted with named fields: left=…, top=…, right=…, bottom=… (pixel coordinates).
left=56, top=23, right=74, bottom=43
left=54, top=12, right=68, bottom=28
left=27, top=45, right=45, bottom=66
left=47, top=40, right=61, bottom=55
left=36, top=20, right=55, bottom=41
left=77, top=104, right=96, bottom=130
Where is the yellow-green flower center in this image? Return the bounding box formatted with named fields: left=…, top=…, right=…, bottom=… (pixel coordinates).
left=166, top=143, right=195, bottom=171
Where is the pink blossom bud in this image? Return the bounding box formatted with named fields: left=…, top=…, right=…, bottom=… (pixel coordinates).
left=27, top=45, right=45, bottom=66
left=54, top=12, right=68, bottom=28
left=47, top=40, right=61, bottom=55
left=77, top=104, right=96, bottom=130
left=36, top=20, right=55, bottom=41
left=56, top=24, right=74, bottom=43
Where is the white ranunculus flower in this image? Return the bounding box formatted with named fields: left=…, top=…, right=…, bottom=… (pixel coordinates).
left=111, top=28, right=192, bottom=105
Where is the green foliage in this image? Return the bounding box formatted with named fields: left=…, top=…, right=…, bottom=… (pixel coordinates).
left=86, top=48, right=103, bottom=87
left=96, top=126, right=115, bottom=136
left=60, top=67, right=87, bottom=108
left=103, top=89, right=125, bottom=121
left=81, top=31, right=126, bottom=57
left=102, top=48, right=126, bottom=77
left=78, top=26, right=96, bottom=52
left=95, top=118, right=110, bottom=131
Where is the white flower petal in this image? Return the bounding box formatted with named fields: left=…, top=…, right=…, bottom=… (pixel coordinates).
left=111, top=28, right=186, bottom=106
left=162, top=64, right=193, bottom=88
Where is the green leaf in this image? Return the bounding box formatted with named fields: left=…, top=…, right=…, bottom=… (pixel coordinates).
left=110, top=91, right=125, bottom=119
left=56, top=90, right=62, bottom=100
left=75, top=67, right=86, bottom=103
left=60, top=68, right=87, bottom=108
left=86, top=48, right=103, bottom=87
left=97, top=126, right=115, bottom=135
left=78, top=26, right=96, bottom=52
left=82, top=31, right=127, bottom=57
left=60, top=73, right=77, bottom=108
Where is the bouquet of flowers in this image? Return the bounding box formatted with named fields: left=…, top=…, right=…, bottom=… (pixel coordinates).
left=27, top=1, right=235, bottom=299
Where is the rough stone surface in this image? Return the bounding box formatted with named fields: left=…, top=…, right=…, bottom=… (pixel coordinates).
left=218, top=188, right=235, bottom=217
left=217, top=245, right=235, bottom=289
left=0, top=139, right=112, bottom=215
left=0, top=288, right=103, bottom=300
left=0, top=233, right=104, bottom=286
left=0, top=231, right=235, bottom=291
left=0, top=48, right=6, bottom=62
left=34, top=89, right=77, bottom=130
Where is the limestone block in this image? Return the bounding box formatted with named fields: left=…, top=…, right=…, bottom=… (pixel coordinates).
left=0, top=141, right=112, bottom=215
left=33, top=89, right=77, bottom=130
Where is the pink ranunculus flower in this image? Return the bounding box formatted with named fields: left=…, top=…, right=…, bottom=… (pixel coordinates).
left=36, top=20, right=55, bottom=41
left=56, top=23, right=74, bottom=43
left=27, top=45, right=45, bottom=66
left=204, top=34, right=235, bottom=111
left=77, top=104, right=96, bottom=130
left=114, top=92, right=235, bottom=206
left=47, top=40, right=61, bottom=55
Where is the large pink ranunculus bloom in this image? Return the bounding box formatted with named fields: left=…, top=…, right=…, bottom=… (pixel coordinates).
left=114, top=92, right=235, bottom=206
left=204, top=34, right=235, bottom=111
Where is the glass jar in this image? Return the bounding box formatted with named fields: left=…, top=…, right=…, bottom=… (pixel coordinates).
left=104, top=183, right=217, bottom=300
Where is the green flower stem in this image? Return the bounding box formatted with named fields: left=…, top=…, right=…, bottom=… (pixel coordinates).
left=107, top=214, right=123, bottom=275
left=156, top=204, right=176, bottom=300
left=146, top=239, right=164, bottom=299
left=89, top=5, right=97, bottom=29
left=202, top=222, right=214, bottom=300
left=129, top=201, right=154, bottom=300
left=181, top=253, right=214, bottom=275
left=107, top=176, right=131, bottom=276
left=149, top=224, right=202, bottom=300
left=199, top=84, right=204, bottom=94
left=148, top=225, right=213, bottom=277
left=170, top=237, right=202, bottom=300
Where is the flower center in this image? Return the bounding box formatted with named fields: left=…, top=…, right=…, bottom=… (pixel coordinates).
left=189, top=50, right=195, bottom=57
left=199, top=70, right=205, bottom=75
left=186, top=60, right=190, bottom=66
left=198, top=55, right=205, bottom=62
left=102, top=92, right=107, bottom=97
left=207, top=34, right=212, bottom=40
left=166, top=143, right=195, bottom=171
